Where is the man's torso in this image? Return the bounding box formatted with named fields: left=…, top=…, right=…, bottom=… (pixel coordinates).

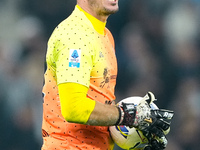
left=42, top=6, right=117, bottom=150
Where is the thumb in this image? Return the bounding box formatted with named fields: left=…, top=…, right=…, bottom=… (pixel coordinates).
left=141, top=92, right=156, bottom=105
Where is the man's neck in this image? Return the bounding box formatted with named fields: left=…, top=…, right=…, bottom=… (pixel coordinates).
left=76, top=5, right=106, bottom=35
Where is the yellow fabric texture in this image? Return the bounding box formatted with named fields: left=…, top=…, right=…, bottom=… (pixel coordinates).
left=58, top=82, right=96, bottom=124
left=76, top=5, right=106, bottom=35
left=53, top=6, right=107, bottom=124
left=42, top=6, right=117, bottom=150
left=46, top=6, right=98, bottom=88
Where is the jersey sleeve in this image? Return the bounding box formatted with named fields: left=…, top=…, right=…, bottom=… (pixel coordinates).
left=54, top=32, right=94, bottom=88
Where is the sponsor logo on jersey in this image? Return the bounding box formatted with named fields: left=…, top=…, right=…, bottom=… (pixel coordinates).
left=69, top=49, right=81, bottom=68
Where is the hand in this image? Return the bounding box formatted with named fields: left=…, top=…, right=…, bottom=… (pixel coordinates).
left=116, top=92, right=174, bottom=137
left=141, top=109, right=174, bottom=149
left=144, top=137, right=167, bottom=150
left=116, top=92, right=154, bottom=127
left=142, top=109, right=174, bottom=138
left=116, top=91, right=174, bottom=150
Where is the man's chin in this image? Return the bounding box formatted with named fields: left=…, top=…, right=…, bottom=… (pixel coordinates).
left=101, top=7, right=119, bottom=16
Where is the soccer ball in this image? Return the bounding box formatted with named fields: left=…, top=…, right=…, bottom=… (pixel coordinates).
left=109, top=96, right=158, bottom=150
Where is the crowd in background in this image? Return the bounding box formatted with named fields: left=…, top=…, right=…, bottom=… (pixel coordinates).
left=0, top=0, right=200, bottom=149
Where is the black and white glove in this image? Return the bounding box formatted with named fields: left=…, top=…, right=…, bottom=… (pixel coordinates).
left=144, top=137, right=167, bottom=150
left=116, top=92, right=154, bottom=128
left=143, top=109, right=174, bottom=136
left=116, top=92, right=174, bottom=140
left=142, top=109, right=174, bottom=149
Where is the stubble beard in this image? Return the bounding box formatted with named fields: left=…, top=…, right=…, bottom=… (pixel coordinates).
left=98, top=7, right=119, bottom=16
left=88, top=0, right=119, bottom=17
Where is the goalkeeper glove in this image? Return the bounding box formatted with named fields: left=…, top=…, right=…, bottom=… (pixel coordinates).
left=144, top=137, right=167, bottom=150
left=116, top=92, right=153, bottom=128
left=142, top=109, right=174, bottom=137
left=142, top=109, right=174, bottom=149
left=116, top=92, right=174, bottom=139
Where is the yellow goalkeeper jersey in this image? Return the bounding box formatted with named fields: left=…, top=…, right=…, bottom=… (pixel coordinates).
left=42, top=5, right=117, bottom=150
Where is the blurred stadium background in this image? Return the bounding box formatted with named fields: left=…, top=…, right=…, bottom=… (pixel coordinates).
left=0, top=0, right=200, bottom=149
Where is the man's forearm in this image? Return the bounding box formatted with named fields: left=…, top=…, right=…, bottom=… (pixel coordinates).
left=86, top=101, right=119, bottom=126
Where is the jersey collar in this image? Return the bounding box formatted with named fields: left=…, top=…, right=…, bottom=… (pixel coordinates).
left=76, top=5, right=106, bottom=35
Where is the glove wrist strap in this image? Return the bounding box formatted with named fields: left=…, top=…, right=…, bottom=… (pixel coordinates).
left=115, top=107, right=124, bottom=125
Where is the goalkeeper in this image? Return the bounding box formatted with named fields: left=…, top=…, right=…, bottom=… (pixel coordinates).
left=41, top=0, right=174, bottom=150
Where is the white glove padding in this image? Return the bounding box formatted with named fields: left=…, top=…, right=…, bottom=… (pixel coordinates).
left=135, top=92, right=155, bottom=130
left=116, top=92, right=174, bottom=138
left=116, top=92, right=174, bottom=150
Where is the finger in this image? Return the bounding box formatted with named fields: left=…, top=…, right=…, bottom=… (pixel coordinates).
left=156, top=135, right=168, bottom=148
left=163, top=127, right=170, bottom=135
left=148, top=126, right=165, bottom=138
left=154, top=118, right=170, bottom=131
left=141, top=125, right=164, bottom=139
left=151, top=139, right=162, bottom=150
left=152, top=109, right=174, bottom=120
left=141, top=92, right=156, bottom=105
left=144, top=145, right=152, bottom=150
left=143, top=117, right=169, bottom=132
